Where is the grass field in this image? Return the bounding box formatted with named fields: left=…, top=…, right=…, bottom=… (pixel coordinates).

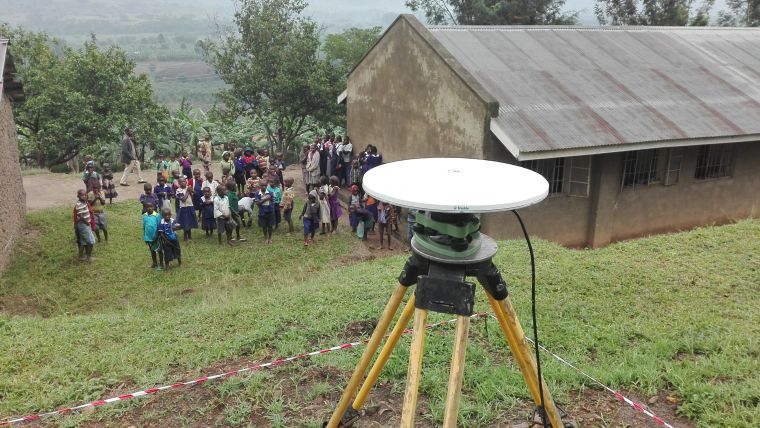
left=1, top=202, right=759, bottom=427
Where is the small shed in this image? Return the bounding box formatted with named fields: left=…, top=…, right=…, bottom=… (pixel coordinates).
left=343, top=15, right=760, bottom=247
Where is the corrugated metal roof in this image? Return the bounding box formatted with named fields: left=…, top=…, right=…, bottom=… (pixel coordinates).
left=427, top=26, right=760, bottom=157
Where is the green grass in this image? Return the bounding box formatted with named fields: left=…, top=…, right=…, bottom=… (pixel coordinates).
left=1, top=203, right=759, bottom=427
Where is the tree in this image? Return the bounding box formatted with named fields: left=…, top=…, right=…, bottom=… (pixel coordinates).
left=200, top=0, right=336, bottom=157
left=320, top=26, right=383, bottom=127
left=718, top=0, right=760, bottom=26
left=0, top=25, right=167, bottom=167
left=323, top=27, right=383, bottom=80
left=594, top=0, right=715, bottom=26
left=405, top=0, right=578, bottom=25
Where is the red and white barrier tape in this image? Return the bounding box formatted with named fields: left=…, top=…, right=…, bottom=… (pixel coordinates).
left=490, top=315, right=678, bottom=428
left=0, top=313, right=487, bottom=426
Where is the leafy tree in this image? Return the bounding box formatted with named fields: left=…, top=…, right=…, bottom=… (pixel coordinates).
left=320, top=26, right=383, bottom=126
left=405, top=0, right=578, bottom=25
left=594, top=0, right=715, bottom=25
left=718, top=0, right=760, bottom=26
left=200, top=0, right=336, bottom=157
left=323, top=26, right=383, bottom=80
left=0, top=25, right=167, bottom=167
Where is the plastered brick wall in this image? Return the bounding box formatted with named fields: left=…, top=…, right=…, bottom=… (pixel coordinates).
left=0, top=94, right=25, bottom=272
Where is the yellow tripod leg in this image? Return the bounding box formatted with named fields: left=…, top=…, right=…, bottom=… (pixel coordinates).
left=352, top=295, right=416, bottom=410
left=487, top=295, right=564, bottom=428
left=442, top=315, right=470, bottom=428
left=326, top=284, right=408, bottom=428
left=400, top=308, right=428, bottom=428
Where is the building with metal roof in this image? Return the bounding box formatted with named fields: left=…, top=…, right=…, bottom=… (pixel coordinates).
left=342, top=15, right=760, bottom=247
left=0, top=39, right=27, bottom=271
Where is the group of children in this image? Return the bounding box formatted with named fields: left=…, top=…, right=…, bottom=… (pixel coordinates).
left=74, top=142, right=401, bottom=268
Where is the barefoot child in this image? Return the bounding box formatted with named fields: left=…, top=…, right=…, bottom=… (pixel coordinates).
left=328, top=176, right=343, bottom=234
left=101, top=163, right=118, bottom=204
left=142, top=202, right=162, bottom=269
left=377, top=201, right=394, bottom=250
left=280, top=177, right=295, bottom=235
left=74, top=189, right=96, bottom=261
left=158, top=207, right=182, bottom=269
left=299, top=190, right=320, bottom=246
left=254, top=181, right=275, bottom=244
left=175, top=177, right=198, bottom=241
left=213, top=185, right=234, bottom=245
left=200, top=187, right=216, bottom=237
left=226, top=182, right=246, bottom=242
left=88, top=183, right=108, bottom=242
left=318, top=176, right=331, bottom=234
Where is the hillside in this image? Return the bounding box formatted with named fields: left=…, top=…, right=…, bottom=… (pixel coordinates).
left=1, top=198, right=758, bottom=426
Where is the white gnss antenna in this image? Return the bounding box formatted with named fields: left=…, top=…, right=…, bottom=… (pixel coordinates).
left=326, top=158, right=572, bottom=428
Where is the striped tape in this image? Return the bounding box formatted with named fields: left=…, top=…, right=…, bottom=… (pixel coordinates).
left=0, top=313, right=486, bottom=425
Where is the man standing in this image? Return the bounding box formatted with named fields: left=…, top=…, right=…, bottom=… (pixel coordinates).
left=120, top=128, right=145, bottom=186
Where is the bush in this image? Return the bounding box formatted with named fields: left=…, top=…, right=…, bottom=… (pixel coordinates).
left=49, top=163, right=72, bottom=174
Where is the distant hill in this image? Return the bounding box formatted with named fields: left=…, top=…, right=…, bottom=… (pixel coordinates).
left=2, top=0, right=409, bottom=36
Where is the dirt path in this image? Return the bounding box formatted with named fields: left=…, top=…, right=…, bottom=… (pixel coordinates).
left=23, top=173, right=145, bottom=212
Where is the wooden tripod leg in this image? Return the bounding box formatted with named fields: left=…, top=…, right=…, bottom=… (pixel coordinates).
left=352, top=295, right=416, bottom=411
left=442, top=315, right=470, bottom=428
left=487, top=295, right=564, bottom=428
left=326, top=284, right=409, bottom=428
left=400, top=308, right=428, bottom=428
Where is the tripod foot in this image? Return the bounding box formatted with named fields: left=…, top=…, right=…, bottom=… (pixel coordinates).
left=322, top=407, right=360, bottom=427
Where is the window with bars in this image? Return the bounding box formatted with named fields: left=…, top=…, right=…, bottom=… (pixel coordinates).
left=520, top=158, right=565, bottom=194
left=622, top=150, right=659, bottom=189
left=695, top=144, right=734, bottom=180
left=664, top=148, right=683, bottom=186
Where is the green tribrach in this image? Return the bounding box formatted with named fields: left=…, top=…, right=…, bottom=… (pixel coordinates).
left=412, top=211, right=482, bottom=259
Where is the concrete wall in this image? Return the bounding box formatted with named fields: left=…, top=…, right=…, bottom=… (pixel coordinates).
left=606, top=142, right=760, bottom=243
left=481, top=137, right=593, bottom=247
left=483, top=139, right=760, bottom=248
left=0, top=94, right=25, bottom=272
left=346, top=17, right=490, bottom=162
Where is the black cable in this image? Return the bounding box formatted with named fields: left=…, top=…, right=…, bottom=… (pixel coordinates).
left=512, top=210, right=548, bottom=428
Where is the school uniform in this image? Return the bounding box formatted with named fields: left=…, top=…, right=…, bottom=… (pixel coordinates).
left=175, top=187, right=198, bottom=230
left=213, top=194, right=232, bottom=234
left=254, top=189, right=275, bottom=229
left=158, top=218, right=181, bottom=263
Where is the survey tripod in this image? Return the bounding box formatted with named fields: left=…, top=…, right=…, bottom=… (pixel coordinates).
left=325, top=211, right=570, bottom=427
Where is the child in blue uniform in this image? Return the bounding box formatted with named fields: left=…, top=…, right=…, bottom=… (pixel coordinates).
left=254, top=181, right=275, bottom=244
left=142, top=202, right=162, bottom=269
left=158, top=207, right=182, bottom=269
left=200, top=187, right=216, bottom=237
left=299, top=190, right=320, bottom=246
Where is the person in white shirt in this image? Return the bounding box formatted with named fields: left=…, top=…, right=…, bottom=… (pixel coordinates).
left=340, top=136, right=353, bottom=186
left=202, top=171, right=220, bottom=196
left=213, top=185, right=233, bottom=245
left=238, top=196, right=255, bottom=227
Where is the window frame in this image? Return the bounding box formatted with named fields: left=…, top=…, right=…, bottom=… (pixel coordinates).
left=694, top=144, right=735, bottom=181
left=621, top=149, right=660, bottom=190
